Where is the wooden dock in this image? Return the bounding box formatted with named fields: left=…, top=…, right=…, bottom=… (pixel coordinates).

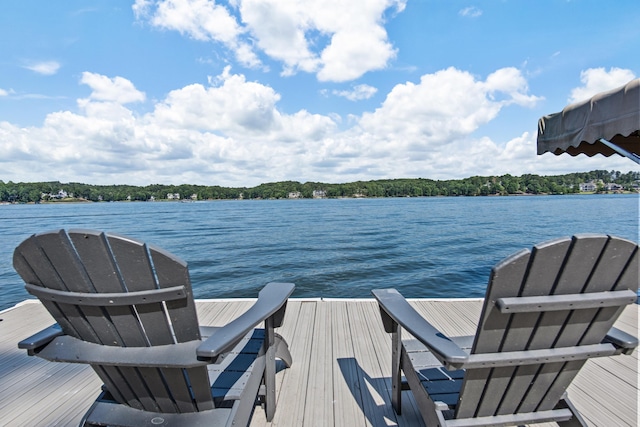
left=0, top=299, right=637, bottom=426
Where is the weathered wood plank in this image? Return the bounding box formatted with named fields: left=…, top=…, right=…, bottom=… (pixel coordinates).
left=301, top=300, right=334, bottom=427
left=368, top=301, right=423, bottom=426
left=331, top=300, right=367, bottom=427
left=196, top=299, right=255, bottom=326
left=347, top=301, right=399, bottom=426
left=272, top=301, right=317, bottom=426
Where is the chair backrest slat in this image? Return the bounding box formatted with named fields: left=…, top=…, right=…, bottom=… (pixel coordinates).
left=104, top=232, right=176, bottom=346
left=16, top=230, right=119, bottom=344
left=525, top=236, right=608, bottom=352
left=518, top=236, right=633, bottom=414
left=531, top=237, right=638, bottom=413
left=464, top=238, right=568, bottom=417
left=149, top=244, right=201, bottom=342
left=455, top=245, right=533, bottom=418
left=456, top=235, right=638, bottom=419
left=13, top=236, right=81, bottom=338
left=69, top=230, right=148, bottom=347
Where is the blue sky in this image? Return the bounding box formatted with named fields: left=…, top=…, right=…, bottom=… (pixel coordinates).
left=1, top=0, right=638, bottom=186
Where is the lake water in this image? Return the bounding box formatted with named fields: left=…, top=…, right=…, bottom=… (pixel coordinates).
left=1, top=194, right=638, bottom=311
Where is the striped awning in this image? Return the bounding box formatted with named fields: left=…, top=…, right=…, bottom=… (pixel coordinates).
left=537, top=79, right=640, bottom=163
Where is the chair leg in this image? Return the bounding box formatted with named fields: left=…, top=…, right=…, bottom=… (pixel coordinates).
left=391, top=327, right=402, bottom=414
left=264, top=316, right=276, bottom=421
left=556, top=394, right=587, bottom=427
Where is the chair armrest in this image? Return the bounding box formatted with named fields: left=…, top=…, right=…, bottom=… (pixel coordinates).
left=372, top=289, right=469, bottom=369
left=197, top=282, right=295, bottom=360
left=199, top=326, right=221, bottom=340
left=18, top=324, right=63, bottom=355
left=604, top=327, right=638, bottom=355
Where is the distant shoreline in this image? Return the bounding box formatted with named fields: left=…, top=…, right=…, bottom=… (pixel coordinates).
left=2, top=170, right=638, bottom=203
left=2, top=191, right=636, bottom=206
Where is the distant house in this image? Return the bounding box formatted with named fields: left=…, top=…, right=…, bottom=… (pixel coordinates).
left=167, top=193, right=180, bottom=200
left=579, top=181, right=597, bottom=192
left=313, top=190, right=327, bottom=199
left=42, top=189, right=70, bottom=200
left=190, top=194, right=198, bottom=201
left=579, top=180, right=625, bottom=192
left=288, top=192, right=301, bottom=199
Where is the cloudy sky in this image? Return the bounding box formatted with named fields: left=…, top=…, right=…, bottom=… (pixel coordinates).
left=1, top=0, right=638, bottom=187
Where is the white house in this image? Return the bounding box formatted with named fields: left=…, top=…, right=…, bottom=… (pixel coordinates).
left=579, top=182, right=597, bottom=192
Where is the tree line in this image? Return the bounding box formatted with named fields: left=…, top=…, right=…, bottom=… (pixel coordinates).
left=0, top=170, right=638, bottom=203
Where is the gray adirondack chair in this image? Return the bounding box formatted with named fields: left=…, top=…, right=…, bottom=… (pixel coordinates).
left=373, top=234, right=638, bottom=427
left=14, top=229, right=295, bottom=427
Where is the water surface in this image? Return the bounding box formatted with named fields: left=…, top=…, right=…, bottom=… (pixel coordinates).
left=1, top=194, right=637, bottom=311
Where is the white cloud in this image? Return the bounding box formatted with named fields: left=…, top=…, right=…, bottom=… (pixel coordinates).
left=317, top=26, right=396, bottom=82
left=134, top=0, right=261, bottom=68
left=152, top=66, right=283, bottom=133
left=238, top=0, right=317, bottom=75
left=332, top=84, right=378, bottom=101
left=0, top=88, right=8, bottom=96
left=0, top=69, right=338, bottom=185
left=79, top=72, right=146, bottom=104
left=358, top=67, right=541, bottom=144
left=484, top=67, right=543, bottom=107
left=459, top=7, right=482, bottom=18
left=7, top=66, right=627, bottom=188
left=568, top=67, right=636, bottom=104
left=134, top=0, right=405, bottom=82
left=24, top=61, right=61, bottom=75
left=134, top=0, right=239, bottom=43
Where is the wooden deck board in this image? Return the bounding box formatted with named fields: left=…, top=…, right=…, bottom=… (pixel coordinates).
left=275, top=301, right=318, bottom=427
left=301, top=300, right=334, bottom=427
left=347, top=301, right=398, bottom=426
left=363, top=301, right=424, bottom=427
left=0, top=299, right=637, bottom=427
left=332, top=300, right=368, bottom=427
